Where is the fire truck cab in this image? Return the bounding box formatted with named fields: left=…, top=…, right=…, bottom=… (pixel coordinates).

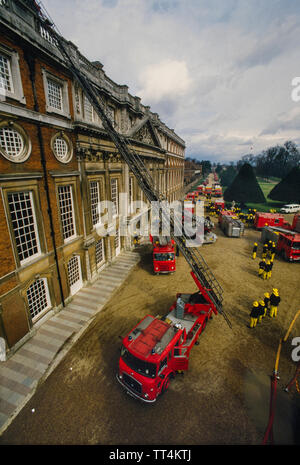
left=150, top=236, right=176, bottom=274
left=116, top=272, right=217, bottom=403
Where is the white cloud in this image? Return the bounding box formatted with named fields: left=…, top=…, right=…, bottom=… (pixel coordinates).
left=42, top=0, right=300, bottom=162
left=136, top=59, right=192, bottom=103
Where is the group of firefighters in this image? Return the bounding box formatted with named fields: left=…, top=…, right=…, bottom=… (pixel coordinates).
left=250, top=239, right=281, bottom=327
left=230, top=207, right=257, bottom=227
left=249, top=288, right=281, bottom=328
left=252, top=240, right=276, bottom=280
left=206, top=202, right=222, bottom=216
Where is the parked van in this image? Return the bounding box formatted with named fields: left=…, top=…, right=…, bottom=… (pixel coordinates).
left=280, top=204, right=300, bottom=214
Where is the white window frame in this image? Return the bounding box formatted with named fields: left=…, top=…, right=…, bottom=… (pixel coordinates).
left=58, top=184, right=77, bottom=243
left=27, top=278, right=51, bottom=323
left=7, top=190, right=41, bottom=266
left=42, top=69, right=70, bottom=118
left=114, top=228, right=121, bottom=256
left=0, top=43, right=26, bottom=104
left=110, top=178, right=119, bottom=217
left=51, top=132, right=73, bottom=164
left=67, top=255, right=83, bottom=296
left=83, top=94, right=94, bottom=123
left=128, top=176, right=134, bottom=215
left=90, top=180, right=101, bottom=227
left=95, top=238, right=105, bottom=269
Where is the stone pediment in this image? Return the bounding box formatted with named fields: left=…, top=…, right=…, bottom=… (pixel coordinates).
left=129, top=118, right=161, bottom=148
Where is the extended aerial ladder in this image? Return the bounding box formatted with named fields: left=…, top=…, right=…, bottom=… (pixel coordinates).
left=33, top=1, right=231, bottom=328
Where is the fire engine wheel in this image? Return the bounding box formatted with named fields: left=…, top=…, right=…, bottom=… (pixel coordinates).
left=162, top=375, right=171, bottom=393
left=161, top=375, right=172, bottom=395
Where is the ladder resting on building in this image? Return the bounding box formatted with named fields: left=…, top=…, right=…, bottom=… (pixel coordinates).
left=34, top=1, right=231, bottom=328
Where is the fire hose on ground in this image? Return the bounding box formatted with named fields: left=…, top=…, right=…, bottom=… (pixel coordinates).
left=262, top=309, right=300, bottom=445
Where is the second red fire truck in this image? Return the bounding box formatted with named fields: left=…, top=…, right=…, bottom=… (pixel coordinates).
left=150, top=235, right=176, bottom=274
left=116, top=272, right=217, bottom=402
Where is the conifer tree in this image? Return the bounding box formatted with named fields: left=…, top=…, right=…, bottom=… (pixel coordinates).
left=268, top=167, right=300, bottom=202
left=223, top=163, right=265, bottom=203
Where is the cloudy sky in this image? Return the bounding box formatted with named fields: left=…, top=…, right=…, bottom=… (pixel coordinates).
left=43, top=0, right=300, bottom=162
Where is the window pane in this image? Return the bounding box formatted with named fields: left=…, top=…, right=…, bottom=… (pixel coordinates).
left=0, top=127, right=23, bottom=158
left=90, top=181, right=101, bottom=226
left=110, top=178, right=118, bottom=215
left=47, top=78, right=62, bottom=110
left=95, top=238, right=104, bottom=265
left=27, top=278, right=50, bottom=320
left=0, top=53, right=13, bottom=92
left=8, top=191, right=40, bottom=263
left=84, top=95, right=93, bottom=122
left=58, top=185, right=76, bottom=240
left=53, top=137, right=68, bottom=161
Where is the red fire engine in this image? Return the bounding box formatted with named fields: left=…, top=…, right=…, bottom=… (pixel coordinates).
left=218, top=209, right=236, bottom=225
left=150, top=236, right=176, bottom=274
left=254, top=212, right=286, bottom=230
left=261, top=214, right=300, bottom=261
left=212, top=185, right=222, bottom=198
left=185, top=191, right=196, bottom=201
left=204, top=186, right=212, bottom=197
left=262, top=227, right=300, bottom=261
left=116, top=272, right=217, bottom=402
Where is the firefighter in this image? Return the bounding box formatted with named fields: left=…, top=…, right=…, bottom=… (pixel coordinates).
left=249, top=301, right=260, bottom=328
left=133, top=232, right=140, bottom=246
left=263, top=260, right=269, bottom=280
left=266, top=240, right=272, bottom=260
left=258, top=300, right=265, bottom=323
left=262, top=243, right=268, bottom=259
left=271, top=242, right=276, bottom=261
left=258, top=259, right=266, bottom=278
left=267, top=260, right=273, bottom=279
left=270, top=288, right=281, bottom=318
left=252, top=242, right=258, bottom=259
left=264, top=292, right=270, bottom=315
left=176, top=244, right=180, bottom=257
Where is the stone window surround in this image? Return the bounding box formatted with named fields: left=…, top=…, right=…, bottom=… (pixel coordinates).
left=57, top=183, right=77, bottom=243
left=42, top=68, right=70, bottom=118
left=0, top=42, right=26, bottom=105
left=0, top=119, right=32, bottom=163
left=26, top=277, right=52, bottom=323
left=54, top=178, right=80, bottom=245
left=50, top=131, right=73, bottom=164
left=1, top=179, right=47, bottom=269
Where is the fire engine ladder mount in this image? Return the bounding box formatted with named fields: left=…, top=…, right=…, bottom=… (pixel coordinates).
left=36, top=2, right=231, bottom=329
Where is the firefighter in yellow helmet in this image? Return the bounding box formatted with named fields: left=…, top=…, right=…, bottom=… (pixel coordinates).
left=258, top=300, right=265, bottom=323
left=267, top=260, right=273, bottom=279
left=263, top=260, right=270, bottom=280
left=250, top=301, right=260, bottom=328
left=264, top=292, right=270, bottom=315
left=271, top=242, right=276, bottom=261
left=262, top=243, right=268, bottom=259
left=252, top=242, right=258, bottom=259
left=258, top=258, right=266, bottom=277
left=270, top=288, right=281, bottom=318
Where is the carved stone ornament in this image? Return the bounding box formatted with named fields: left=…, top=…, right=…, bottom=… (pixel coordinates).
left=133, top=124, right=155, bottom=145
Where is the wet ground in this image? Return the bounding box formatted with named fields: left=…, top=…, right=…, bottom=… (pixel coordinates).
left=0, top=216, right=300, bottom=445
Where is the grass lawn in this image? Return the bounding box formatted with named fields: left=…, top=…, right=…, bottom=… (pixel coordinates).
left=246, top=179, right=285, bottom=212
left=223, top=178, right=286, bottom=212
